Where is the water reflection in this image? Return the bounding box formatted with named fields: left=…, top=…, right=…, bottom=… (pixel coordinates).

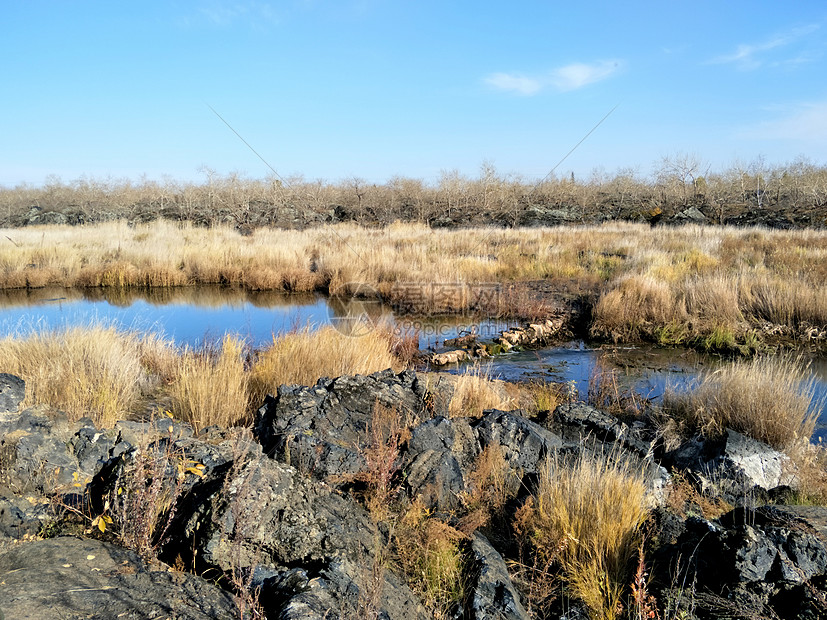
left=0, top=286, right=331, bottom=347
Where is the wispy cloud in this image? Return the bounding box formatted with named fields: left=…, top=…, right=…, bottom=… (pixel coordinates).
left=550, top=61, right=622, bottom=91
left=483, top=73, right=543, bottom=96
left=739, top=100, right=827, bottom=141
left=709, top=24, right=820, bottom=70
left=484, top=60, right=623, bottom=96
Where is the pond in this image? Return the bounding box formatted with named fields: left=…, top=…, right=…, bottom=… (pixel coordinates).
left=1, top=286, right=825, bottom=440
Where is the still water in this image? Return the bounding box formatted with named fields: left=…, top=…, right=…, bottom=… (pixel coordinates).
left=1, top=286, right=825, bottom=440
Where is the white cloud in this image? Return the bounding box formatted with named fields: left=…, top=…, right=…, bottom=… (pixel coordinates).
left=550, top=61, right=622, bottom=91
left=483, top=60, right=623, bottom=96
left=710, top=24, right=820, bottom=70
left=483, top=73, right=543, bottom=96
left=740, top=100, right=827, bottom=141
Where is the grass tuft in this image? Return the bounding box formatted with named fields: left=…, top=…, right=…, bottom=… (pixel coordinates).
left=169, top=334, right=250, bottom=433
left=662, top=355, right=820, bottom=451
left=248, top=325, right=402, bottom=407
left=0, top=324, right=151, bottom=427
left=515, top=452, right=649, bottom=620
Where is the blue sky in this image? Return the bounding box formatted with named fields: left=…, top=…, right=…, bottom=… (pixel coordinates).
left=3, top=1, right=827, bottom=187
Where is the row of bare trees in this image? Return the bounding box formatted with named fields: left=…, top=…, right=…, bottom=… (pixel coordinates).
left=1, top=155, right=825, bottom=228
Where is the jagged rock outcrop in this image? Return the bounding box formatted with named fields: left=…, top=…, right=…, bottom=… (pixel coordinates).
left=169, top=452, right=429, bottom=619
left=664, top=428, right=792, bottom=504
left=404, top=415, right=479, bottom=511
left=253, top=369, right=425, bottom=481
left=1, top=370, right=825, bottom=619
left=656, top=505, right=827, bottom=619
left=468, top=532, right=530, bottom=620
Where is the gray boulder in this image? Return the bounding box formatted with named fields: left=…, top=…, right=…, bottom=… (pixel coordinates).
left=475, top=409, right=563, bottom=476
left=665, top=429, right=791, bottom=504
left=468, top=532, right=529, bottom=620
left=404, top=416, right=479, bottom=511
left=0, top=373, right=24, bottom=414
left=0, top=536, right=237, bottom=619
left=254, top=369, right=425, bottom=481
left=661, top=505, right=827, bottom=619
left=174, top=452, right=428, bottom=619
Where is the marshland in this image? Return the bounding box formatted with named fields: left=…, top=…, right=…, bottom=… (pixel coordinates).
left=1, top=170, right=827, bottom=620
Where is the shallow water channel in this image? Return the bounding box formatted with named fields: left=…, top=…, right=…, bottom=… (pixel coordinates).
left=2, top=286, right=826, bottom=440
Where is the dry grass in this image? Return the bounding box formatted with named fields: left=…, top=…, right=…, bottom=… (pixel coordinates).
left=1, top=221, right=827, bottom=335
left=662, top=355, right=821, bottom=451
left=447, top=366, right=517, bottom=418
left=394, top=498, right=467, bottom=619
left=0, top=322, right=410, bottom=430
left=458, top=444, right=515, bottom=534
left=0, top=324, right=154, bottom=427
left=515, top=452, right=649, bottom=620
left=248, top=325, right=402, bottom=406
left=169, top=334, right=250, bottom=433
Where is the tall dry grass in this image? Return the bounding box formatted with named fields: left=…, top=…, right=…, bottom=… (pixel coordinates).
left=662, top=355, right=821, bottom=451
left=446, top=366, right=518, bottom=418
left=169, top=335, right=250, bottom=433
left=0, top=323, right=410, bottom=430
left=248, top=325, right=402, bottom=406
left=515, top=452, right=649, bottom=620
left=0, top=324, right=159, bottom=427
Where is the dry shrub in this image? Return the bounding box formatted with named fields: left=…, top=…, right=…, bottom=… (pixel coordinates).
left=664, top=471, right=732, bottom=521
left=346, top=403, right=410, bottom=521
left=448, top=366, right=515, bottom=418
left=248, top=325, right=401, bottom=406
left=515, top=452, right=649, bottom=620
left=394, top=498, right=466, bottom=619
left=377, top=323, right=420, bottom=367
left=0, top=324, right=149, bottom=427
left=662, top=355, right=820, bottom=451
left=169, top=334, right=250, bottom=432
left=458, top=444, right=514, bottom=534
left=522, top=380, right=565, bottom=416
left=112, top=424, right=185, bottom=559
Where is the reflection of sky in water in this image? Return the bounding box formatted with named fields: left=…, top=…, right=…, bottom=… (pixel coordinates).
left=0, top=294, right=333, bottom=348
left=1, top=289, right=825, bottom=441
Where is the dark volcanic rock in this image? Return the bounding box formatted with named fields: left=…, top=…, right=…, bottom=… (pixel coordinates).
left=476, top=408, right=563, bottom=475
left=0, top=536, right=237, bottom=619
left=664, top=429, right=790, bottom=504
left=0, top=373, right=24, bottom=414
left=468, top=532, right=529, bottom=620
left=658, top=505, right=827, bottom=619
left=254, top=369, right=425, bottom=481
left=275, top=558, right=429, bottom=620
left=548, top=402, right=669, bottom=497
left=174, top=452, right=428, bottom=619
left=404, top=416, right=479, bottom=511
